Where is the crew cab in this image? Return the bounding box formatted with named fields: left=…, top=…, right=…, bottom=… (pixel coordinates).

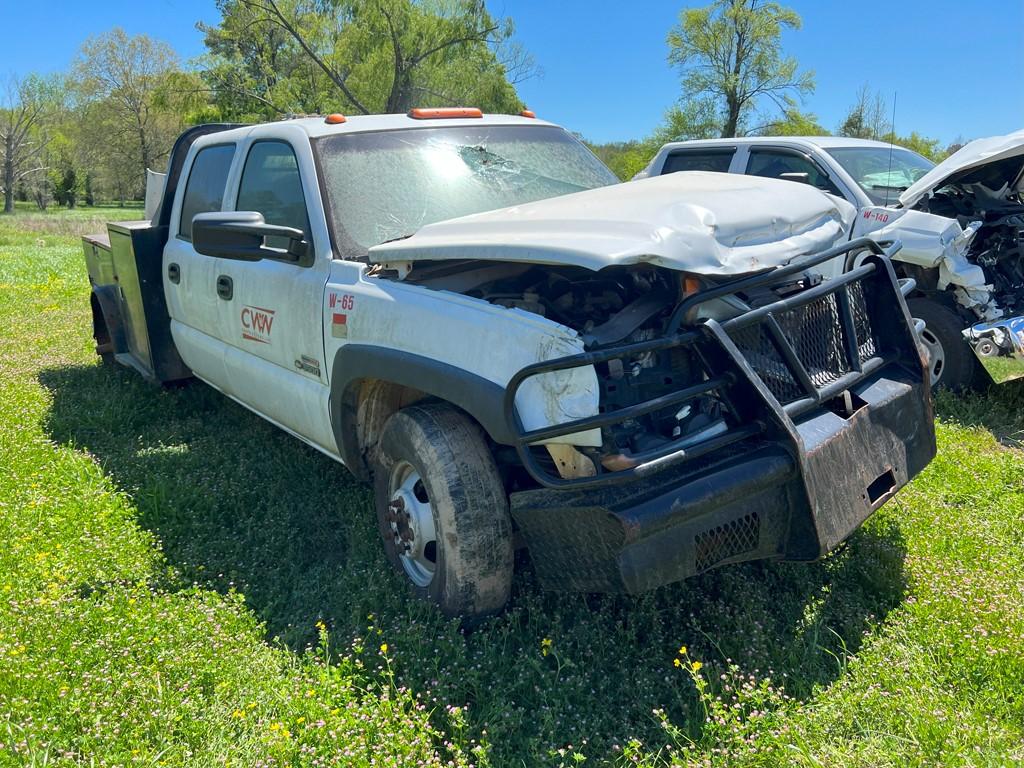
left=638, top=133, right=1024, bottom=390
left=84, top=111, right=935, bottom=618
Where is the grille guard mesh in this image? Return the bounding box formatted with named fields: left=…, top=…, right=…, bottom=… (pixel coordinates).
left=503, top=239, right=912, bottom=490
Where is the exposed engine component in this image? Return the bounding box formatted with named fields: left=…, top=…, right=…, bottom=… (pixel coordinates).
left=917, top=154, right=1024, bottom=317
left=409, top=259, right=830, bottom=480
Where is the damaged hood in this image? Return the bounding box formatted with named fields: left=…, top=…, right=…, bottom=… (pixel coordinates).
left=899, top=128, right=1024, bottom=209
left=369, top=172, right=855, bottom=276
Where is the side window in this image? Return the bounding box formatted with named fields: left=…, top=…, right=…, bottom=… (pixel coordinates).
left=746, top=150, right=841, bottom=195
left=662, top=150, right=735, bottom=174
left=178, top=144, right=236, bottom=241
left=236, top=141, right=311, bottom=250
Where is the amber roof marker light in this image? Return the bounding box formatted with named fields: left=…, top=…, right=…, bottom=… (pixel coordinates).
left=520, top=109, right=536, bottom=118
left=324, top=113, right=347, bottom=124
left=407, top=107, right=483, bottom=120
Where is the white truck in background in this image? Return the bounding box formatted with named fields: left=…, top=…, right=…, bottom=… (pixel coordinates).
left=83, top=110, right=934, bottom=619
left=638, top=132, right=1024, bottom=390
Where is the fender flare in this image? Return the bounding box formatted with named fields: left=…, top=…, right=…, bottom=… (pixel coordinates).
left=329, top=344, right=514, bottom=474
left=91, top=284, right=128, bottom=355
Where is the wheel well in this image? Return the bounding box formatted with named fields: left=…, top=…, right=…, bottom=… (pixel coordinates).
left=343, top=379, right=429, bottom=480
left=893, top=263, right=970, bottom=314
left=90, top=292, right=112, bottom=352
left=329, top=345, right=515, bottom=479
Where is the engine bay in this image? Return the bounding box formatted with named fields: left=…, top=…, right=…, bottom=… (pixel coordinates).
left=917, top=154, right=1024, bottom=317
left=404, top=259, right=829, bottom=478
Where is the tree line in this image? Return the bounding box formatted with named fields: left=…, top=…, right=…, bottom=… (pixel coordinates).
left=1, top=0, right=961, bottom=212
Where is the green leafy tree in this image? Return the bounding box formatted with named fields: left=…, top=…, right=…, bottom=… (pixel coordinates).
left=883, top=130, right=943, bottom=162
left=200, top=0, right=531, bottom=120
left=74, top=28, right=187, bottom=186
left=656, top=99, right=721, bottom=143
left=758, top=106, right=828, bottom=136
left=666, top=0, right=813, bottom=138
left=585, top=139, right=661, bottom=181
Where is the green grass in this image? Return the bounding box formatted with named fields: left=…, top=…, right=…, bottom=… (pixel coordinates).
left=1, top=206, right=1023, bottom=767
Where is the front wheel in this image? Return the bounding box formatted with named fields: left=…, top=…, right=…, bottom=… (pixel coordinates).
left=372, top=402, right=513, bottom=618
left=907, top=298, right=979, bottom=391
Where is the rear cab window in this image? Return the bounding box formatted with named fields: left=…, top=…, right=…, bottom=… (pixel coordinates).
left=661, top=149, right=735, bottom=174
left=178, top=144, right=236, bottom=241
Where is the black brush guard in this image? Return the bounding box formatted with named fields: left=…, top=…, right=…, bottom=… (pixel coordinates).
left=504, top=238, right=936, bottom=593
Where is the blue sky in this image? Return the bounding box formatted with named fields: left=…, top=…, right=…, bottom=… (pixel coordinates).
left=3, top=0, right=1022, bottom=145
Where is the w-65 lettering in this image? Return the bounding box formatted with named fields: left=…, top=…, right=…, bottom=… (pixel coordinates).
left=83, top=110, right=936, bottom=619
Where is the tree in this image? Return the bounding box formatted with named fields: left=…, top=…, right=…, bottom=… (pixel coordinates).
left=656, top=99, right=721, bottom=143
left=74, top=28, right=186, bottom=186
left=837, top=84, right=890, bottom=140
left=585, top=138, right=662, bottom=181
left=837, top=87, right=944, bottom=161
left=758, top=106, right=828, bottom=136
left=200, top=0, right=531, bottom=120
left=0, top=74, right=61, bottom=213
left=666, top=0, right=813, bottom=138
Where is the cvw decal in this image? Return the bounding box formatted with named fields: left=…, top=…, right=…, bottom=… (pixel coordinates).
left=241, top=305, right=276, bottom=344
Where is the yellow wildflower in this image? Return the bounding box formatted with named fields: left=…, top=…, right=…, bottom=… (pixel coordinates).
left=673, top=658, right=682, bottom=668
left=540, top=638, right=553, bottom=657
left=678, top=645, right=687, bottom=656
left=379, top=642, right=388, bottom=655
left=691, top=661, right=703, bottom=673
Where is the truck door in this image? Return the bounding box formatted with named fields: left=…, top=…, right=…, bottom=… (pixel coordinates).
left=215, top=138, right=335, bottom=452
left=164, top=142, right=238, bottom=392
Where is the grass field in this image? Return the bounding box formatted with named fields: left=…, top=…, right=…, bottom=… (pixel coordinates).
left=1, top=206, right=1023, bottom=767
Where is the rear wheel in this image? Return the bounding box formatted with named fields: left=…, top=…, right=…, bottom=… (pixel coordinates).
left=372, top=402, right=513, bottom=618
left=908, top=298, right=978, bottom=391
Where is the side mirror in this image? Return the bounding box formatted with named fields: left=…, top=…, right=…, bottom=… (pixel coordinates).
left=192, top=211, right=310, bottom=263
left=778, top=172, right=811, bottom=185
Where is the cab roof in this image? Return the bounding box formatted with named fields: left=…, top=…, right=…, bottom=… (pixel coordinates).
left=210, top=112, right=555, bottom=142
left=659, top=136, right=901, bottom=152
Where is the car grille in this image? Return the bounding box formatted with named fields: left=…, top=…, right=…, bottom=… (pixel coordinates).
left=727, top=282, right=878, bottom=405
left=694, top=511, right=761, bottom=573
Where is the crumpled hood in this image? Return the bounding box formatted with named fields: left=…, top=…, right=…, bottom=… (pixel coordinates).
left=369, top=171, right=856, bottom=276
left=900, top=128, right=1024, bottom=209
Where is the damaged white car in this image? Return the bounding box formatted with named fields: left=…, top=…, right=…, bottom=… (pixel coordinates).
left=83, top=111, right=934, bottom=618
left=639, top=131, right=1024, bottom=389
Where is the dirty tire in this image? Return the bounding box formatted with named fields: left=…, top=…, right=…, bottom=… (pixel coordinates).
left=373, top=402, right=513, bottom=619
left=908, top=298, right=979, bottom=392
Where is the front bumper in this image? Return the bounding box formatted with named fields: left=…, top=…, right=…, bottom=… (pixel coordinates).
left=965, top=315, right=1024, bottom=384
left=505, top=239, right=937, bottom=593
left=510, top=366, right=932, bottom=593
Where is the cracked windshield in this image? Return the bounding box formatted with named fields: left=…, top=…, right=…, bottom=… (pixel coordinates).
left=315, top=125, right=619, bottom=250
left=826, top=146, right=935, bottom=205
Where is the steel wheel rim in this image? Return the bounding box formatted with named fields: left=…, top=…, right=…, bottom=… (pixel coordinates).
left=919, top=326, right=945, bottom=386
left=386, top=461, right=437, bottom=588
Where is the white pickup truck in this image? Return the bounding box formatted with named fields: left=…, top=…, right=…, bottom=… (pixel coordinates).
left=638, top=133, right=1024, bottom=390
left=83, top=110, right=934, bottom=618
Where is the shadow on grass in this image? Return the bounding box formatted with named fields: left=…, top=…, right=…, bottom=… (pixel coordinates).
left=39, top=362, right=909, bottom=760
left=934, top=376, right=1024, bottom=447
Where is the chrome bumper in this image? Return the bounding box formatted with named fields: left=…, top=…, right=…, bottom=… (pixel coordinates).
left=964, top=316, right=1024, bottom=383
